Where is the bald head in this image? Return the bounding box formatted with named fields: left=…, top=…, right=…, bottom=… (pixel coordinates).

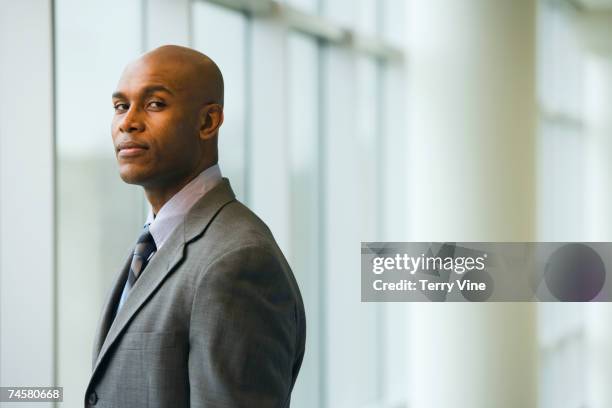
left=128, top=45, right=224, bottom=106
left=111, top=45, right=225, bottom=205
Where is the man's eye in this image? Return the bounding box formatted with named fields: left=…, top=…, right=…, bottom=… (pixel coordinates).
left=148, top=101, right=166, bottom=109
left=113, top=103, right=128, bottom=112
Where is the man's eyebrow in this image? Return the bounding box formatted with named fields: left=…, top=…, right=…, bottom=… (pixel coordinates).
left=142, top=85, right=174, bottom=96
left=112, top=85, right=174, bottom=100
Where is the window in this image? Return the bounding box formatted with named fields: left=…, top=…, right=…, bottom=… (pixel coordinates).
left=55, top=1, right=145, bottom=405
left=52, top=1, right=407, bottom=407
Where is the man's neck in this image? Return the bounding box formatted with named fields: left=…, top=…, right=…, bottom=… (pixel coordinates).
left=145, top=180, right=192, bottom=216
left=144, top=162, right=217, bottom=214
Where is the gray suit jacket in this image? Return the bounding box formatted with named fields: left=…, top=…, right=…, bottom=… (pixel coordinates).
left=85, top=179, right=306, bottom=408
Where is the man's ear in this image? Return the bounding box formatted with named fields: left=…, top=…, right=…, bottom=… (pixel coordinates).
left=199, top=104, right=224, bottom=140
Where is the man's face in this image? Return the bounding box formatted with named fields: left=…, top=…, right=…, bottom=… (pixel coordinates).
left=111, top=59, right=202, bottom=188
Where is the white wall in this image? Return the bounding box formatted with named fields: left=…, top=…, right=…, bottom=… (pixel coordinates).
left=0, top=1, right=55, bottom=406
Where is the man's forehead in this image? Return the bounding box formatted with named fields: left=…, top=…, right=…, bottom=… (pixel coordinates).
left=115, top=58, right=194, bottom=94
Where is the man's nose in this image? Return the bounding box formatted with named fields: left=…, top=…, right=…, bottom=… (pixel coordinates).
left=119, top=106, right=145, bottom=133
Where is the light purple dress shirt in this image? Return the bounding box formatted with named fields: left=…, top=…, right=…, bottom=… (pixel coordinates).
left=116, top=164, right=223, bottom=310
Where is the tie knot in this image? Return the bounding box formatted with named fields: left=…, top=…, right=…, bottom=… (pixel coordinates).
left=134, top=224, right=156, bottom=259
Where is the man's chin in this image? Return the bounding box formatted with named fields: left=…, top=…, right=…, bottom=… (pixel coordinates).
left=118, top=168, right=151, bottom=186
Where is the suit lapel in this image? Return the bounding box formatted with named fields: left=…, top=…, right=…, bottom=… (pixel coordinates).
left=91, top=251, right=131, bottom=368
left=87, top=178, right=236, bottom=387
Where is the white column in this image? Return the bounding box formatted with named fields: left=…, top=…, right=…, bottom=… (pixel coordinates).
left=407, top=1, right=538, bottom=407
left=585, top=56, right=612, bottom=241
left=0, top=0, right=55, bottom=403
left=586, top=302, right=612, bottom=408
left=578, top=12, right=612, bottom=408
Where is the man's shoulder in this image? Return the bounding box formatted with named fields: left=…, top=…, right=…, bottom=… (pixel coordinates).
left=188, top=198, right=283, bottom=262
left=215, top=200, right=276, bottom=243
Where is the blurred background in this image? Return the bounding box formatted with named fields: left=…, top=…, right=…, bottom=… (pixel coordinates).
left=2, top=0, right=612, bottom=407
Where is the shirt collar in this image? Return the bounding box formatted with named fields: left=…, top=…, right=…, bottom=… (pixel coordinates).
left=145, top=164, right=222, bottom=249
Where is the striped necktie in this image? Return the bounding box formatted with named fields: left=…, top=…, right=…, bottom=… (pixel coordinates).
left=127, top=223, right=157, bottom=288
left=116, top=224, right=157, bottom=312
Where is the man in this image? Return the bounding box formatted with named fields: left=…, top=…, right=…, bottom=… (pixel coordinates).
left=84, top=45, right=306, bottom=408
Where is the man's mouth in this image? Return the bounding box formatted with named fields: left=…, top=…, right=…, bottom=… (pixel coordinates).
left=118, top=146, right=147, bottom=158
left=116, top=141, right=148, bottom=158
